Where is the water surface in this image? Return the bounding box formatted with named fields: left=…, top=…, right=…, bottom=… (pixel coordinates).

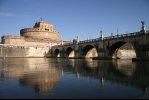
left=0, top=58, right=149, bottom=99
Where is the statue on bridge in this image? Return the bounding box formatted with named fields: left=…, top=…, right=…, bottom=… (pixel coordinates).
left=100, top=30, right=104, bottom=40
left=141, top=20, right=146, bottom=33
left=76, top=36, right=79, bottom=44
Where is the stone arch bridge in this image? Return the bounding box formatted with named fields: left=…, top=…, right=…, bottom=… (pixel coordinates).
left=51, top=21, right=149, bottom=60
left=51, top=29, right=149, bottom=60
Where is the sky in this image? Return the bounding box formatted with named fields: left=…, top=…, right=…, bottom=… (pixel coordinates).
left=0, top=0, right=149, bottom=41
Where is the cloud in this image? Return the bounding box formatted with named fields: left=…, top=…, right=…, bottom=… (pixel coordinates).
left=0, top=12, right=33, bottom=19
left=0, top=12, right=31, bottom=18
left=0, top=12, right=15, bottom=17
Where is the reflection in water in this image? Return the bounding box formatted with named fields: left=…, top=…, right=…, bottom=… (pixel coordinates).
left=20, top=67, right=60, bottom=94
left=58, top=59, right=149, bottom=98
left=112, top=59, right=136, bottom=76
left=85, top=59, right=98, bottom=69
left=0, top=58, right=149, bottom=98
left=0, top=58, right=60, bottom=94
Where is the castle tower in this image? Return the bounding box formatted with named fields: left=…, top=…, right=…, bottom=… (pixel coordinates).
left=20, top=21, right=60, bottom=41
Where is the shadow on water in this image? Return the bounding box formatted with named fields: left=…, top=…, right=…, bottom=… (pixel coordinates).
left=0, top=58, right=149, bottom=98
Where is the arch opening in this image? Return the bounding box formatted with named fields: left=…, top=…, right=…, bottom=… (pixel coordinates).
left=82, top=45, right=98, bottom=58
left=54, top=49, right=60, bottom=57
left=110, top=42, right=136, bottom=59
left=65, top=47, right=74, bottom=58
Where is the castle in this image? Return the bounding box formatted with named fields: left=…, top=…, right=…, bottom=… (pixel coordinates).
left=0, top=21, right=70, bottom=57
left=1, top=21, right=62, bottom=47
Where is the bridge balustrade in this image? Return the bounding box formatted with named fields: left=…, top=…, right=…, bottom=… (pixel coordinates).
left=79, top=38, right=99, bottom=44
left=62, top=42, right=74, bottom=46
left=52, top=30, right=149, bottom=48
left=102, top=33, right=132, bottom=40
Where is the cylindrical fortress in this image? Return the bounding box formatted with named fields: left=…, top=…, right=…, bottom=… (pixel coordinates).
left=20, top=21, right=60, bottom=41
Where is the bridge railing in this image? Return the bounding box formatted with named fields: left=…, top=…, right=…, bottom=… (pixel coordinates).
left=103, top=31, right=143, bottom=40
left=60, top=38, right=100, bottom=46
left=79, top=38, right=99, bottom=44
left=61, top=31, right=145, bottom=45
left=53, top=30, right=149, bottom=48
left=78, top=31, right=146, bottom=43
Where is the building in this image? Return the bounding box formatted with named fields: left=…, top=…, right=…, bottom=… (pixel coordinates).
left=1, top=21, right=61, bottom=47
left=0, top=21, right=71, bottom=57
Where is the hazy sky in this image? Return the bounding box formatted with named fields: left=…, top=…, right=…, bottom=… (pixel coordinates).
left=0, top=0, right=149, bottom=41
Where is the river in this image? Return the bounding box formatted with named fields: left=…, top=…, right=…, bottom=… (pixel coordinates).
left=0, top=58, right=149, bottom=99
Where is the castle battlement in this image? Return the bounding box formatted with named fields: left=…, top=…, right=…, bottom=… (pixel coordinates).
left=20, top=28, right=50, bottom=33
left=20, top=28, right=59, bottom=34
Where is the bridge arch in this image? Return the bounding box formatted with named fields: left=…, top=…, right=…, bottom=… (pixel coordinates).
left=54, top=49, right=60, bottom=57
left=109, top=41, right=136, bottom=59
left=65, top=47, right=75, bottom=58
left=82, top=45, right=98, bottom=58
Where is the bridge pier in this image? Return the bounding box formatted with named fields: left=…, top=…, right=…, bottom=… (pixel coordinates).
left=133, top=50, right=149, bottom=61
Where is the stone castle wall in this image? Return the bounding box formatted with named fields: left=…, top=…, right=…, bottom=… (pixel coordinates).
left=1, top=36, right=25, bottom=45
left=0, top=45, right=51, bottom=57
left=2, top=36, right=61, bottom=47
left=20, top=29, right=59, bottom=41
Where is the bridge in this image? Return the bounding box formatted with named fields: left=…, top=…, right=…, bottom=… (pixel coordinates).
left=51, top=21, right=149, bottom=60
